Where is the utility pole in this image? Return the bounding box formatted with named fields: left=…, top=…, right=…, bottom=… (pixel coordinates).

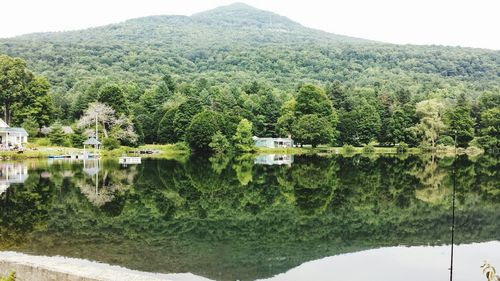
left=95, top=114, right=98, bottom=141
left=449, top=130, right=457, bottom=281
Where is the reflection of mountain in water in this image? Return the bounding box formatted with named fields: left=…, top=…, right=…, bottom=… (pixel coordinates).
left=0, top=155, right=499, bottom=281
left=254, top=154, right=293, bottom=166
left=0, top=163, right=28, bottom=195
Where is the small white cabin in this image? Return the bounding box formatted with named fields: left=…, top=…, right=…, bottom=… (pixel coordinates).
left=0, top=119, right=28, bottom=149
left=253, top=136, right=293, bottom=148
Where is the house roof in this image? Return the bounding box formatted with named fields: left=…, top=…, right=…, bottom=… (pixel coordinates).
left=0, top=127, right=29, bottom=136
left=0, top=119, right=9, bottom=128
left=83, top=137, right=101, bottom=145
left=253, top=137, right=293, bottom=141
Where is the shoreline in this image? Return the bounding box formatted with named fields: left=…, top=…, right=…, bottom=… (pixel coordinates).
left=0, top=252, right=209, bottom=281
left=0, top=144, right=484, bottom=160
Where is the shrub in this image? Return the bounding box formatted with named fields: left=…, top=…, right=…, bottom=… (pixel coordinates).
left=102, top=138, right=120, bottom=150
left=233, top=119, right=255, bottom=152
left=186, top=111, right=225, bottom=152
left=209, top=131, right=230, bottom=154
left=49, top=122, right=67, bottom=146
left=21, top=117, right=39, bottom=137
left=342, top=144, right=356, bottom=154
left=396, top=142, right=409, bottom=153
left=362, top=142, right=375, bottom=153
left=437, top=135, right=455, bottom=146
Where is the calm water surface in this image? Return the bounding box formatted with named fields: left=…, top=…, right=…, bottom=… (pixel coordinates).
left=0, top=154, right=499, bottom=281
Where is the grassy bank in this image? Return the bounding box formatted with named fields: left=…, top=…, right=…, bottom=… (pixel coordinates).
left=255, top=145, right=483, bottom=156
left=0, top=142, right=483, bottom=160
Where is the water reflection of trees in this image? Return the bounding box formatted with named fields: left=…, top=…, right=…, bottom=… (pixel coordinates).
left=0, top=155, right=499, bottom=280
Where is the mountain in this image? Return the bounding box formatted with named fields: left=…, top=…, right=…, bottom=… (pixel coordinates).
left=0, top=2, right=498, bottom=100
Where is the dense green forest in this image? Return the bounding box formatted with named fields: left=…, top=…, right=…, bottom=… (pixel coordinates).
left=0, top=3, right=499, bottom=151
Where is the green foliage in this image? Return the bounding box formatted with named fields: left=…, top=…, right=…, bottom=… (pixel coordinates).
left=342, top=144, right=356, bottom=154
left=233, top=119, right=255, bottom=152
left=49, top=122, right=66, bottom=146
left=157, top=108, right=178, bottom=144
left=396, top=141, right=409, bottom=153
left=21, top=116, right=39, bottom=137
left=293, top=114, right=333, bottom=148
left=98, top=84, right=129, bottom=115
left=209, top=131, right=231, bottom=154
left=414, top=99, right=446, bottom=149
left=437, top=135, right=455, bottom=146
left=102, top=137, right=120, bottom=150
left=339, top=103, right=381, bottom=146
left=0, top=55, right=52, bottom=126
left=187, top=110, right=225, bottom=152
left=444, top=105, right=474, bottom=147
left=0, top=154, right=500, bottom=280
left=135, top=113, right=158, bottom=144
left=174, top=98, right=202, bottom=141
left=0, top=5, right=498, bottom=151
left=478, top=107, right=500, bottom=151
left=383, top=107, right=416, bottom=145
left=70, top=127, right=87, bottom=147
left=295, top=84, right=333, bottom=117
left=362, top=142, right=376, bottom=153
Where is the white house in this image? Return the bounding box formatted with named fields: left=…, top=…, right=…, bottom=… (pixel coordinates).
left=0, top=119, right=28, bottom=149
left=253, top=136, right=294, bottom=148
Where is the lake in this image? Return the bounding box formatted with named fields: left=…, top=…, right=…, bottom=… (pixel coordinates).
left=0, top=154, right=499, bottom=281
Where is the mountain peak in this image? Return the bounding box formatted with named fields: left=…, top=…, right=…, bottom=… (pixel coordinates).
left=191, top=2, right=302, bottom=30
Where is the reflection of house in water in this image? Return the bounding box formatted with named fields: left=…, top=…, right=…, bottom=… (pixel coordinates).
left=254, top=154, right=294, bottom=166
left=0, top=163, right=29, bottom=195
left=83, top=159, right=100, bottom=177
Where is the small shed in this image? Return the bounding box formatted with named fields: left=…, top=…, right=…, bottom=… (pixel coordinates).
left=83, top=137, right=101, bottom=158
left=253, top=137, right=294, bottom=148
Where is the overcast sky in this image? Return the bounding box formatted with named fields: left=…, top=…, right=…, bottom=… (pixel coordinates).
left=1, top=0, right=499, bottom=50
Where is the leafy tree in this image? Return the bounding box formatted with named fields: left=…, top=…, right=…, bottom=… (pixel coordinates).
left=98, top=84, right=129, bottom=115
left=477, top=108, right=500, bottom=151
left=174, top=98, right=202, bottom=140
left=157, top=74, right=176, bottom=96
left=325, top=81, right=346, bottom=110
left=110, top=114, right=138, bottom=146
left=102, top=137, right=120, bottom=150
left=49, top=122, right=66, bottom=146
left=70, top=126, right=87, bottom=147
left=414, top=99, right=446, bottom=149
left=157, top=107, right=178, bottom=144
left=233, top=118, right=254, bottom=152
left=293, top=114, right=333, bottom=148
left=295, top=84, right=333, bottom=117
left=21, top=116, right=39, bottom=137
left=0, top=55, right=33, bottom=125
left=257, top=92, right=280, bottom=137
left=338, top=103, right=381, bottom=146
left=134, top=114, right=155, bottom=143
left=13, top=76, right=53, bottom=128
left=383, top=107, right=416, bottom=145
left=444, top=105, right=474, bottom=147
left=78, top=102, right=116, bottom=139
left=0, top=55, right=54, bottom=126
left=209, top=131, right=231, bottom=154
left=186, top=110, right=225, bottom=152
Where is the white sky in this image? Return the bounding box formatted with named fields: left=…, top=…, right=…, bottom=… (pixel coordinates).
left=1, top=0, right=499, bottom=50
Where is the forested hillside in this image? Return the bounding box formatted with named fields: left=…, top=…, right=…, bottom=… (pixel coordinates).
left=0, top=3, right=499, bottom=151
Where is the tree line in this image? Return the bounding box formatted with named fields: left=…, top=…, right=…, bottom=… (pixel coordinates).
left=0, top=54, right=499, bottom=153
